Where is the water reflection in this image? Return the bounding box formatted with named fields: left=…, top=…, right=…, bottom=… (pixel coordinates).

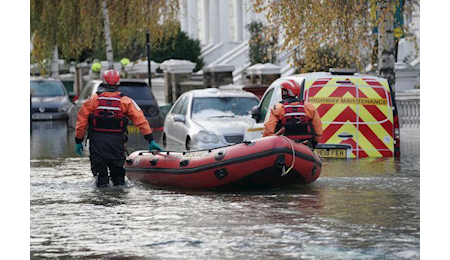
left=79, top=186, right=131, bottom=207
left=30, top=123, right=420, bottom=259
left=31, top=121, right=74, bottom=159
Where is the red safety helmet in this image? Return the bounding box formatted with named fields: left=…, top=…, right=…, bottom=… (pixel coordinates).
left=280, top=79, right=301, bottom=98
left=102, top=70, right=121, bottom=86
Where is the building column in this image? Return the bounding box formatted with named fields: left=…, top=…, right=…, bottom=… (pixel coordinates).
left=180, top=0, right=188, bottom=33
left=219, top=0, right=230, bottom=45
left=235, top=0, right=243, bottom=42
left=210, top=0, right=220, bottom=44
left=187, top=0, right=198, bottom=39
left=203, top=0, right=210, bottom=45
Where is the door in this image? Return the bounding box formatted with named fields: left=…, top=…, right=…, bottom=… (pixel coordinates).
left=304, top=77, right=359, bottom=158
left=175, top=96, right=190, bottom=144
left=165, top=96, right=185, bottom=143
left=304, top=77, right=394, bottom=158
left=166, top=96, right=188, bottom=144
left=243, top=87, right=275, bottom=141
left=355, top=78, right=394, bottom=157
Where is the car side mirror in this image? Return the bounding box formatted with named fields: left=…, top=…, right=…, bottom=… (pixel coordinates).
left=69, top=92, right=78, bottom=103
left=251, top=105, right=260, bottom=120
left=173, top=114, right=186, bottom=123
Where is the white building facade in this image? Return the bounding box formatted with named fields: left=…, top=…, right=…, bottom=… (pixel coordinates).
left=180, top=0, right=264, bottom=64
left=179, top=0, right=271, bottom=83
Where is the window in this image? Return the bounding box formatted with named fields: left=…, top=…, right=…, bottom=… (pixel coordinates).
left=172, top=96, right=187, bottom=115
left=30, top=80, right=66, bottom=97
left=119, top=83, right=154, bottom=101
left=179, top=96, right=189, bottom=116
left=191, top=97, right=259, bottom=118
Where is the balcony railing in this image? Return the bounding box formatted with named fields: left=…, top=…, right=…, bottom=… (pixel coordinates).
left=395, top=91, right=420, bottom=128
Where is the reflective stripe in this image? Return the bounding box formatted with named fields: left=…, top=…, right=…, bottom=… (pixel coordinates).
left=98, top=97, right=121, bottom=101
left=284, top=105, right=305, bottom=108
left=131, top=99, right=141, bottom=111
left=97, top=106, right=121, bottom=111
left=285, top=112, right=307, bottom=117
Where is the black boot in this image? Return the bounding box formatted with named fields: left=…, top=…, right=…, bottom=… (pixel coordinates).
left=110, top=167, right=125, bottom=186
left=96, top=175, right=110, bottom=187
left=96, top=171, right=110, bottom=187
left=112, top=177, right=125, bottom=186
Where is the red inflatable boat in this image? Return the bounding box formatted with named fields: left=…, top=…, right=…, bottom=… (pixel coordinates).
left=125, top=136, right=322, bottom=189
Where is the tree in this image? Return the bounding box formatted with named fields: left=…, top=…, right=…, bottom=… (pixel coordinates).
left=377, top=0, right=396, bottom=91
left=246, top=21, right=278, bottom=65
left=251, top=0, right=418, bottom=80
left=30, top=0, right=180, bottom=75
left=102, top=0, right=114, bottom=69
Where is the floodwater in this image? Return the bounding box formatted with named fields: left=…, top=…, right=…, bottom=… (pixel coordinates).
left=30, top=121, right=420, bottom=259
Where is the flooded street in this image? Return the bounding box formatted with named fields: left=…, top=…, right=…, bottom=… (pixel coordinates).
left=30, top=121, right=420, bottom=259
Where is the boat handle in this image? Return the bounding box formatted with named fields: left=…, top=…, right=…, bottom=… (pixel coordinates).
left=180, top=159, right=190, bottom=167
left=150, top=159, right=158, bottom=166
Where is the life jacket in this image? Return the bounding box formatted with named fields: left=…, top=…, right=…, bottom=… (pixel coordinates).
left=88, top=92, right=128, bottom=133
left=276, top=100, right=316, bottom=142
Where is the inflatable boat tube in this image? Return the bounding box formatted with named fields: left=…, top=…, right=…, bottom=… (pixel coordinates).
left=125, top=136, right=322, bottom=189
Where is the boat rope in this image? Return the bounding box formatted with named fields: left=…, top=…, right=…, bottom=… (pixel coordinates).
left=281, top=136, right=296, bottom=177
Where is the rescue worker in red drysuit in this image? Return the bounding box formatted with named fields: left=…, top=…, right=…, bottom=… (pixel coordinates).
left=263, top=79, right=323, bottom=148
left=75, top=70, right=162, bottom=187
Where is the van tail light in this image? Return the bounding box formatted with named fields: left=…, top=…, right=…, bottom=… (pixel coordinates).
left=394, top=114, right=401, bottom=157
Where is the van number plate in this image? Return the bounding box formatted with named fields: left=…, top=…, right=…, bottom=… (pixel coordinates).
left=315, top=149, right=347, bottom=158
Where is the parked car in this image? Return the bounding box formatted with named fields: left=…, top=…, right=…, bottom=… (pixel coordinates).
left=67, top=79, right=164, bottom=131
left=30, top=77, right=72, bottom=120
left=163, top=88, right=259, bottom=150
left=245, top=69, right=400, bottom=158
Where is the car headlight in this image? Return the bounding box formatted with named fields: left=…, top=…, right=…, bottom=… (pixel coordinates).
left=148, top=106, right=159, bottom=117
left=198, top=131, right=219, bottom=143
left=58, top=105, right=70, bottom=112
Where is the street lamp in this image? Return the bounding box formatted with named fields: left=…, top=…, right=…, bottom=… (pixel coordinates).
left=146, top=31, right=152, bottom=88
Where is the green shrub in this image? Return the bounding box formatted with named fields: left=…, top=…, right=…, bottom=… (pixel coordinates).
left=151, top=29, right=204, bottom=72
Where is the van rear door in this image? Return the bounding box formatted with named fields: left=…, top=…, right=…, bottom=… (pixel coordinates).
left=304, top=77, right=394, bottom=158
left=304, top=77, right=359, bottom=158
left=355, top=78, right=394, bottom=157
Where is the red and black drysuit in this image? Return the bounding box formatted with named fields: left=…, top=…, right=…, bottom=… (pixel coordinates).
left=75, top=90, right=154, bottom=186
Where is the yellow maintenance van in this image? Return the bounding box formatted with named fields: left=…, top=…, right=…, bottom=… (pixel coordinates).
left=244, top=69, right=400, bottom=158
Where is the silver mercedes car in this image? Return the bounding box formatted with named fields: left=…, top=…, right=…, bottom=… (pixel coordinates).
left=163, top=88, right=259, bottom=150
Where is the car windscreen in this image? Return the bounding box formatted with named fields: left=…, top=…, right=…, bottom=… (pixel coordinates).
left=192, top=97, right=259, bottom=118
left=117, top=83, right=154, bottom=101
left=30, top=80, right=65, bottom=97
